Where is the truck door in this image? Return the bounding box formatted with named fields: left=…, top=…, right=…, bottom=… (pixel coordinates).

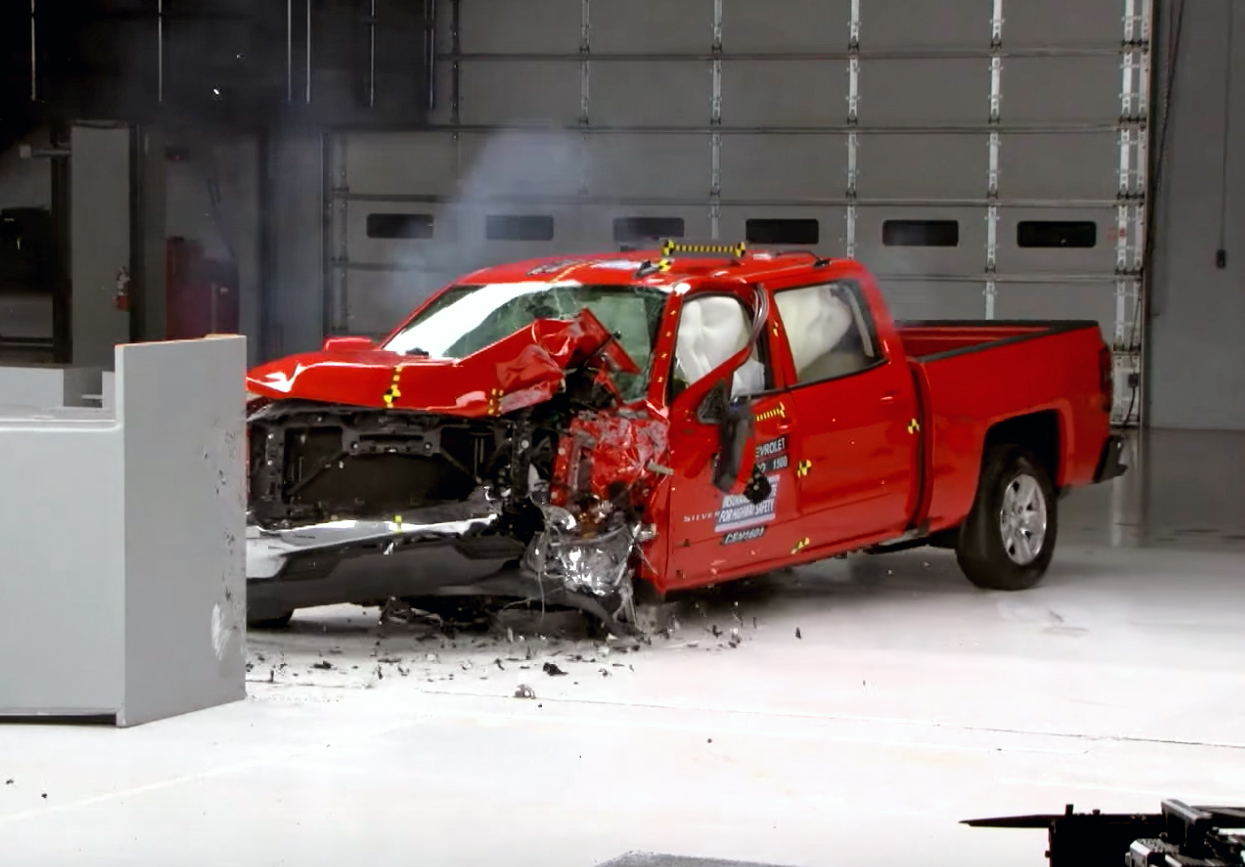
left=769, top=280, right=920, bottom=545
left=663, top=292, right=806, bottom=589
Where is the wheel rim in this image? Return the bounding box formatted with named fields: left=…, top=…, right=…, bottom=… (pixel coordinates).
left=998, top=473, right=1048, bottom=566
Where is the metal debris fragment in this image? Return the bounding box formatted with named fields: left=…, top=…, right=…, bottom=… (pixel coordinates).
left=495, top=658, right=506, bottom=671
left=542, top=662, right=568, bottom=676
left=311, top=660, right=334, bottom=670
left=795, top=627, right=802, bottom=639
left=514, top=684, right=536, bottom=699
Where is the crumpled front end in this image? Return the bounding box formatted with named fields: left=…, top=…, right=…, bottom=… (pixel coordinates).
left=520, top=408, right=670, bottom=621
left=242, top=311, right=671, bottom=631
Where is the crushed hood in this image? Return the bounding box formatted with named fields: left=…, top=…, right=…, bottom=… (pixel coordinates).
left=246, top=310, right=639, bottom=418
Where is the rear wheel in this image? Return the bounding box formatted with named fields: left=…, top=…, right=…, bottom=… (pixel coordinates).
left=955, top=445, right=1057, bottom=591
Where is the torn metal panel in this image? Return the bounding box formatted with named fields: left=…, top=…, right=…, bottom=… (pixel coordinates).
left=245, top=307, right=637, bottom=418
left=245, top=495, right=501, bottom=579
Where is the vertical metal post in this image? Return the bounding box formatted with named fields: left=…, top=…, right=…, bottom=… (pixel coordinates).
left=286, top=0, right=293, bottom=103
left=450, top=0, right=461, bottom=126
left=30, top=0, right=36, bottom=101
left=1114, top=0, right=1149, bottom=426
left=322, top=135, right=348, bottom=336
left=846, top=0, right=860, bottom=259
left=450, top=0, right=462, bottom=187
left=49, top=122, right=71, bottom=364
left=580, top=0, right=592, bottom=200
left=984, top=0, right=1003, bottom=319
left=710, top=0, right=723, bottom=240
left=425, top=0, right=437, bottom=111
left=157, top=0, right=164, bottom=103
left=305, top=0, right=312, bottom=104
left=368, top=0, right=376, bottom=108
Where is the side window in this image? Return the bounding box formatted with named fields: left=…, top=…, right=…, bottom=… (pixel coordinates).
left=774, top=282, right=881, bottom=385
left=672, top=294, right=771, bottom=401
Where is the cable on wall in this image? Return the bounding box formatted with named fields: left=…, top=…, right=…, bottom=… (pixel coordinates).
left=1216, top=0, right=1234, bottom=269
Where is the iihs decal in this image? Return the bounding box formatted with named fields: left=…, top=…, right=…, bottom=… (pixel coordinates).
left=714, top=475, right=781, bottom=532
left=722, top=526, right=767, bottom=546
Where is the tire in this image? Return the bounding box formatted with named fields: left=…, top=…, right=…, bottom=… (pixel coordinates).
left=955, top=445, right=1057, bottom=591
left=247, top=611, right=294, bottom=630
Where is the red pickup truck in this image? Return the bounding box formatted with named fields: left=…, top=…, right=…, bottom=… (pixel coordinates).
left=243, top=242, right=1126, bottom=631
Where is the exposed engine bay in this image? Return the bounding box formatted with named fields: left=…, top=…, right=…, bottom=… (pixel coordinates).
left=245, top=319, right=670, bottom=632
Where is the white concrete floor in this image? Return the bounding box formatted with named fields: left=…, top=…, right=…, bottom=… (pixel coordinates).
left=2, top=429, right=1244, bottom=867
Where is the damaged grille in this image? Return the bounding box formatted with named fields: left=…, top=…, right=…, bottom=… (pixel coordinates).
left=248, top=401, right=515, bottom=529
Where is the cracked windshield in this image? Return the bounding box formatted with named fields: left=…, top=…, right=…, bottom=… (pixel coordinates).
left=382, top=281, right=669, bottom=401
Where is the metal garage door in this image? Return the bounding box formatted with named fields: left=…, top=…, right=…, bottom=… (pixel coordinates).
left=326, top=0, right=1151, bottom=425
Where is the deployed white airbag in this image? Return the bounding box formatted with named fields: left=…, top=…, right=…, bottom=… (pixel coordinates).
left=775, top=285, right=854, bottom=378
left=675, top=296, right=765, bottom=397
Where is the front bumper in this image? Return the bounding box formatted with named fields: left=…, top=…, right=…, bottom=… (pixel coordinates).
left=1093, top=434, right=1128, bottom=483
left=245, top=508, right=632, bottom=631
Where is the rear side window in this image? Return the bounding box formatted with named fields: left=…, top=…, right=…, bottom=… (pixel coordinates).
left=773, top=282, right=880, bottom=385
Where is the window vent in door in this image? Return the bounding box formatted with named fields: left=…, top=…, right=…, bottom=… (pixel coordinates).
left=882, top=219, right=960, bottom=247
left=1016, top=220, right=1097, bottom=248
left=745, top=218, right=820, bottom=245
left=485, top=214, right=555, bottom=242
left=614, top=216, right=686, bottom=243
left=366, top=213, right=434, bottom=240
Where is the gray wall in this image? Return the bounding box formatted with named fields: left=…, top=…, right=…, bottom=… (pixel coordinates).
left=262, top=130, right=325, bottom=359
left=1150, top=0, right=1245, bottom=432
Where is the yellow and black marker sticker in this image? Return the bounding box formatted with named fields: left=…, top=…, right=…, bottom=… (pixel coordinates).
left=486, top=388, right=504, bottom=416
left=755, top=402, right=787, bottom=423
left=908, top=418, right=921, bottom=434
left=797, top=459, right=812, bottom=477
left=791, top=537, right=811, bottom=554
left=383, top=367, right=403, bottom=408
left=661, top=240, right=748, bottom=258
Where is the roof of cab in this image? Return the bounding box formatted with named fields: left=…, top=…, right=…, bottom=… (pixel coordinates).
left=456, top=246, right=851, bottom=293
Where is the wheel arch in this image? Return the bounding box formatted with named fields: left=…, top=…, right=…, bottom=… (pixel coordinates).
left=981, top=410, right=1063, bottom=490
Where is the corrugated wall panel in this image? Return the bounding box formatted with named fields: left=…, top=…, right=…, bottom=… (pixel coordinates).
left=327, top=0, right=1151, bottom=423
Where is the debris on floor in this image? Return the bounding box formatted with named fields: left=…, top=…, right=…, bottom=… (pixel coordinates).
left=542, top=662, right=568, bottom=676
left=514, top=684, right=536, bottom=699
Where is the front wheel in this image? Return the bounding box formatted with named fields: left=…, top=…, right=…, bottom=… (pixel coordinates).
left=955, top=445, right=1057, bottom=591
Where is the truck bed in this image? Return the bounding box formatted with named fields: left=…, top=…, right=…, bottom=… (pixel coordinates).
left=895, top=320, right=1112, bottom=535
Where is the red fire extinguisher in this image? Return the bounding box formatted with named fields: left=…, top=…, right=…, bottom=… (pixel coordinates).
left=114, top=265, right=131, bottom=312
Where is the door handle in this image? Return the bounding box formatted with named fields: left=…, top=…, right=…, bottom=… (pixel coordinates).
left=775, top=417, right=794, bottom=432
